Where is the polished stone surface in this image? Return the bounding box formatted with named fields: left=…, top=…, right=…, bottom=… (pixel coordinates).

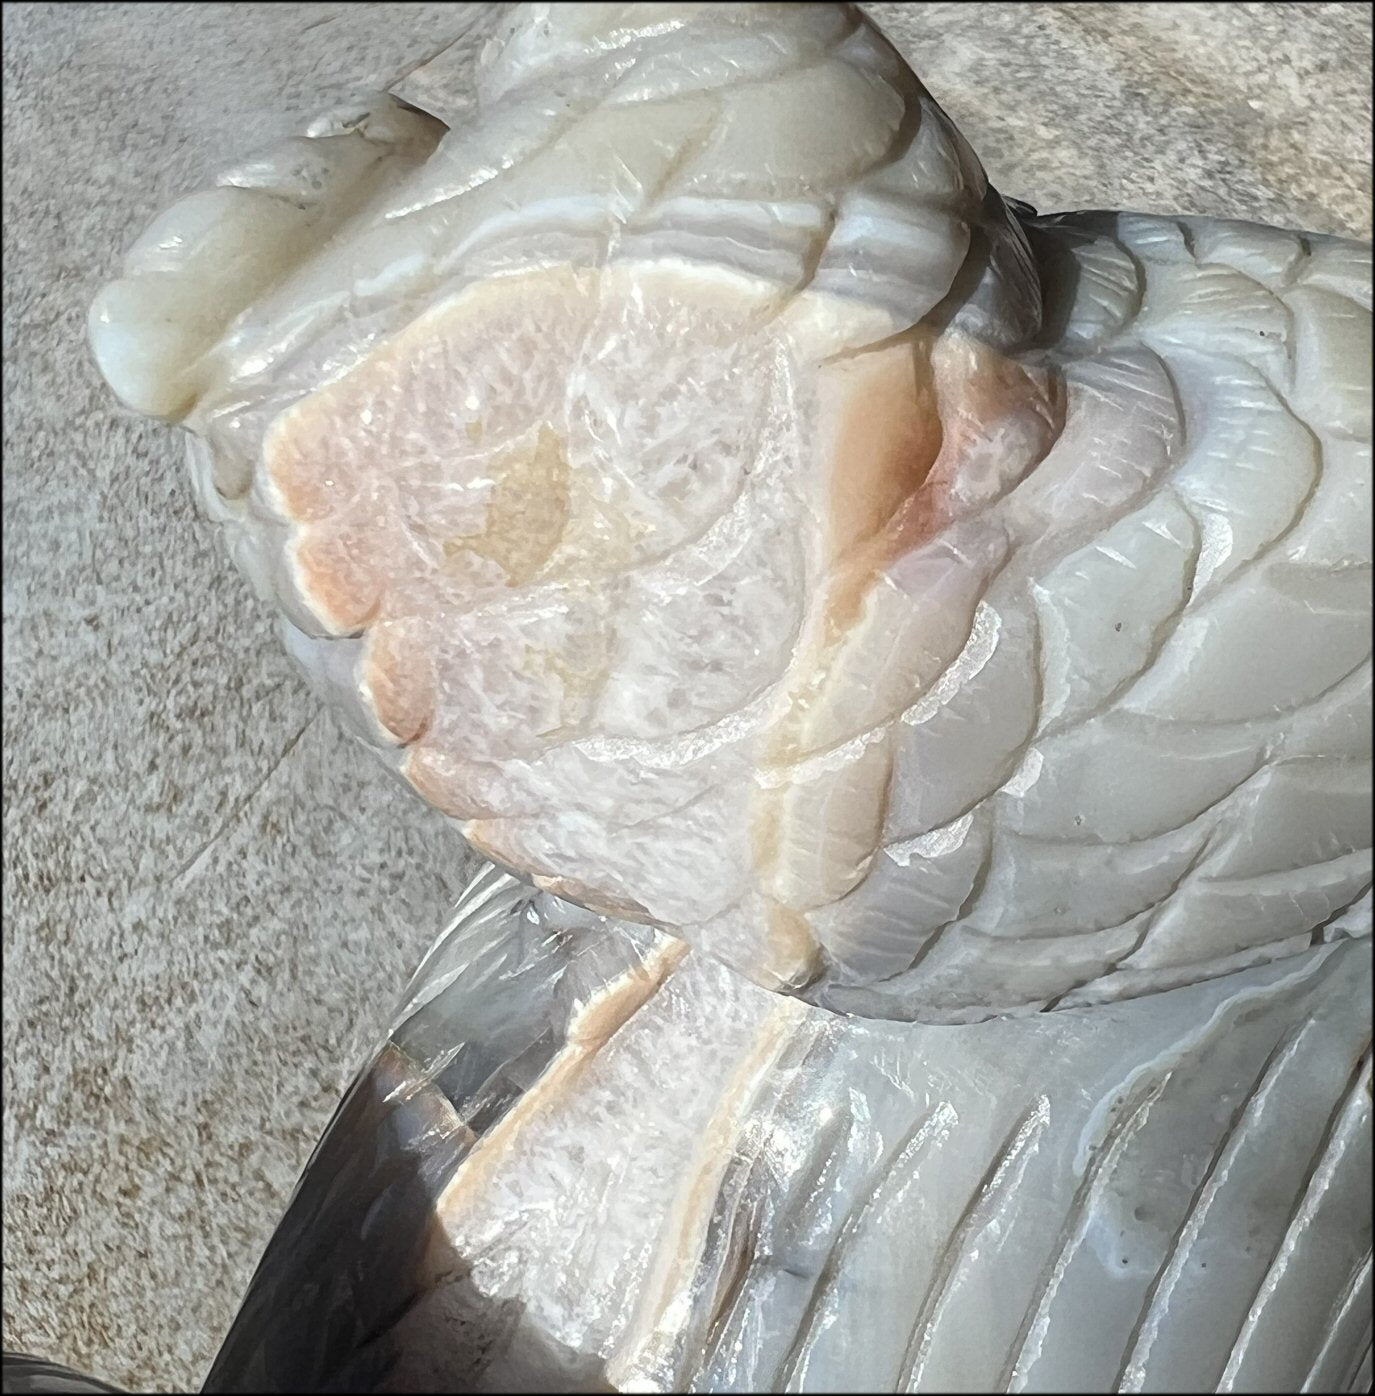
left=2, top=3, right=1369, bottom=1389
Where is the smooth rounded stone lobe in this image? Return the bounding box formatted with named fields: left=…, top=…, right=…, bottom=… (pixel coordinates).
left=88, top=2, right=1372, bottom=1022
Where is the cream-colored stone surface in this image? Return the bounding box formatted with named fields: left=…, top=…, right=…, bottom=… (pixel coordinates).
left=2, top=3, right=1369, bottom=1390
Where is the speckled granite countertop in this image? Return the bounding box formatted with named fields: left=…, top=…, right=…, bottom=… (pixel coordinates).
left=3, top=3, right=1370, bottom=1390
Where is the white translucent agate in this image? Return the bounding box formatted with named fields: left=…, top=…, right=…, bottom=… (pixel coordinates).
left=88, top=1, right=1371, bottom=1020
left=86, top=4, right=1371, bottom=1391
left=205, top=869, right=1373, bottom=1393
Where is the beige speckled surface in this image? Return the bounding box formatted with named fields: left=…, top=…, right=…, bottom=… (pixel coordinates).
left=2, top=3, right=1370, bottom=1391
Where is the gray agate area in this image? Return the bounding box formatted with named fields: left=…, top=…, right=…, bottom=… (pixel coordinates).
left=2, top=3, right=1371, bottom=1391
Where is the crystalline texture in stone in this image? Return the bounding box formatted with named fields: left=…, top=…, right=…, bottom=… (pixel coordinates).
left=87, top=3, right=1371, bottom=1390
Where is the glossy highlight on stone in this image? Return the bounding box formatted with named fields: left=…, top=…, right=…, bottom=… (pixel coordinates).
left=86, top=4, right=1371, bottom=1390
